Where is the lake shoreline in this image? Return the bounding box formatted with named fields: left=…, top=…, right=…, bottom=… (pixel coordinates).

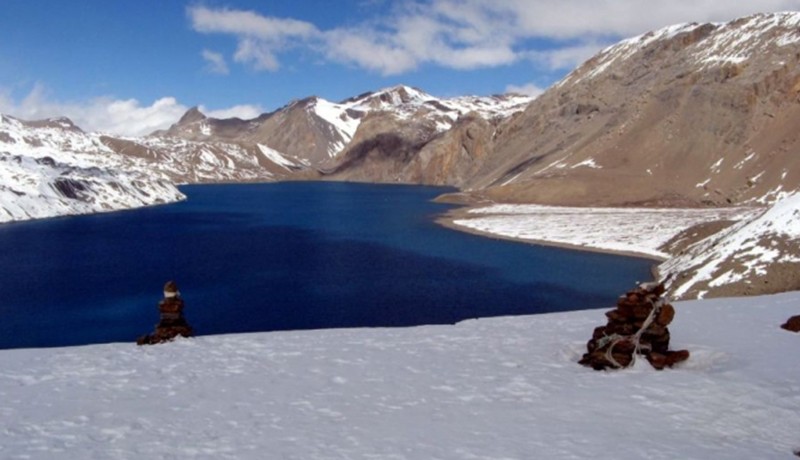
left=433, top=196, right=757, bottom=265
left=435, top=206, right=664, bottom=285
left=435, top=208, right=666, bottom=262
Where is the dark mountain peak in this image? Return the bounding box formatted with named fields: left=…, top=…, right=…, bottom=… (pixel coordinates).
left=177, top=107, right=207, bottom=125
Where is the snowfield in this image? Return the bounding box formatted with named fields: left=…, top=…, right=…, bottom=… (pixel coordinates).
left=1, top=292, right=798, bottom=459
left=453, top=204, right=759, bottom=259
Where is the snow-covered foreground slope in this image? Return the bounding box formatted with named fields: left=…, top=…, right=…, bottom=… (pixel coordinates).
left=1, top=293, right=798, bottom=459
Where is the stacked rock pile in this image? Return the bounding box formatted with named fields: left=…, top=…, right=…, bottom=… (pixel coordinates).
left=136, top=281, right=194, bottom=345
left=579, top=280, right=690, bottom=370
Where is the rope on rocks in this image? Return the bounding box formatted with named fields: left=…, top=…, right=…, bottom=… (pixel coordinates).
left=603, top=297, right=662, bottom=369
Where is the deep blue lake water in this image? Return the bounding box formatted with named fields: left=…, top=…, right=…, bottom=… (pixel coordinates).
left=0, top=182, right=654, bottom=349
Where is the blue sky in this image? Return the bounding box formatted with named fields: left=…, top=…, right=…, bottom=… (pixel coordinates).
left=2, top=0, right=799, bottom=135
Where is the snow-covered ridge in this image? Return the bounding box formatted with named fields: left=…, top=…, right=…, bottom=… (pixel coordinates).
left=0, top=115, right=184, bottom=223
left=159, top=85, right=532, bottom=161
left=566, top=11, right=800, bottom=85
left=306, top=85, right=533, bottom=157
left=659, top=191, right=800, bottom=298
left=1, top=292, right=798, bottom=458
left=0, top=112, right=311, bottom=223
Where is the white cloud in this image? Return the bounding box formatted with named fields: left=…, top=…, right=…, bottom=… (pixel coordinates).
left=189, top=5, right=319, bottom=73
left=505, top=83, right=545, bottom=97
left=427, top=0, right=800, bottom=42
left=233, top=38, right=281, bottom=71
left=187, top=1, right=800, bottom=76
left=188, top=6, right=318, bottom=41
left=323, top=28, right=419, bottom=75
left=0, top=83, right=263, bottom=137
left=526, top=41, right=608, bottom=71
left=202, top=49, right=229, bottom=75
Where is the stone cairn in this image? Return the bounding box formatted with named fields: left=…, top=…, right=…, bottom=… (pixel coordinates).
left=136, top=281, right=194, bottom=345
left=579, top=280, right=690, bottom=371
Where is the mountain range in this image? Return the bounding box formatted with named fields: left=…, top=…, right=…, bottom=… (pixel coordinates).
left=2, top=11, right=800, bottom=299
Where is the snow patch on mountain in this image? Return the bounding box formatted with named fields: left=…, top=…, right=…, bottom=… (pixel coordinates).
left=257, top=143, right=303, bottom=170
left=452, top=196, right=800, bottom=299
left=695, top=12, right=800, bottom=67
left=130, top=137, right=280, bottom=184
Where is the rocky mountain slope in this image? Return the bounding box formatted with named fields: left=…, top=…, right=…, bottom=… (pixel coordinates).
left=458, top=12, right=800, bottom=207
left=438, top=12, right=800, bottom=299
left=157, top=85, right=531, bottom=170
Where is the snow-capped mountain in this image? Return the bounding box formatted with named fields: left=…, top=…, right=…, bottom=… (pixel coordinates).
left=157, top=85, right=532, bottom=167
left=314, top=86, right=530, bottom=185
left=0, top=115, right=184, bottom=223
left=462, top=12, right=800, bottom=207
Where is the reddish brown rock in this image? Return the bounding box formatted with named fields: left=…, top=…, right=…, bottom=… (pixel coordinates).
left=781, top=315, right=800, bottom=332
left=615, top=300, right=635, bottom=319
left=656, top=303, right=676, bottom=326
left=646, top=352, right=668, bottom=370
left=665, top=350, right=691, bottom=367
left=632, top=302, right=653, bottom=320
left=605, top=309, right=627, bottom=322
left=646, top=348, right=690, bottom=371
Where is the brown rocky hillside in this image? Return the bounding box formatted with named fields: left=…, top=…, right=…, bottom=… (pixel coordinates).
left=450, top=13, right=800, bottom=207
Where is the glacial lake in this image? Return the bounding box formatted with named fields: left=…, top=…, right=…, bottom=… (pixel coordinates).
left=0, top=182, right=654, bottom=349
